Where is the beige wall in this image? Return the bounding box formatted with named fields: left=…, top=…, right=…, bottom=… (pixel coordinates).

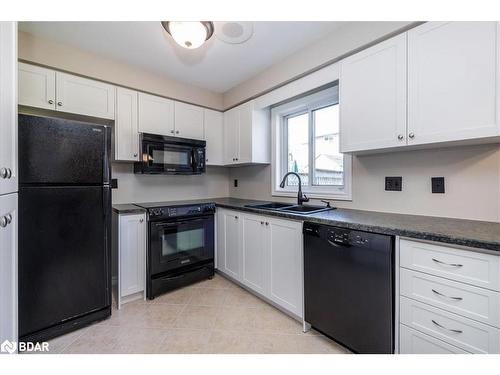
left=18, top=31, right=224, bottom=110
left=228, top=144, right=500, bottom=222
left=112, top=164, right=229, bottom=204
left=223, top=21, right=416, bottom=108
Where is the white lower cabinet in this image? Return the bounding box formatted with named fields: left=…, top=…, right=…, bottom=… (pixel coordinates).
left=0, top=193, right=17, bottom=348
left=267, top=217, right=303, bottom=317
left=400, top=296, right=500, bottom=354
left=241, top=215, right=267, bottom=295
left=217, top=209, right=242, bottom=281
left=117, top=212, right=146, bottom=308
left=216, top=208, right=303, bottom=318
left=400, top=325, right=469, bottom=354
left=399, top=238, right=500, bottom=354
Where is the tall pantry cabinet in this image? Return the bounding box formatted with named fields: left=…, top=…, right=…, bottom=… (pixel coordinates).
left=0, top=21, right=18, bottom=352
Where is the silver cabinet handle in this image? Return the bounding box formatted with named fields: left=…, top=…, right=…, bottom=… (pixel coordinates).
left=265, top=222, right=269, bottom=226
left=0, top=168, right=7, bottom=179
left=6, top=168, right=12, bottom=179
left=235, top=215, right=238, bottom=219
left=0, top=215, right=9, bottom=228
left=5, top=214, right=12, bottom=224
left=432, top=258, right=463, bottom=268
left=260, top=221, right=264, bottom=225
left=133, top=153, right=138, bottom=157
left=48, top=99, right=54, bottom=104
left=432, top=289, right=463, bottom=301
left=431, top=319, right=463, bottom=334
left=170, top=130, right=175, bottom=134
left=397, top=134, right=404, bottom=141
left=57, top=101, right=63, bottom=106
left=139, top=218, right=144, bottom=223
left=176, top=130, right=179, bottom=134
left=408, top=132, right=415, bottom=139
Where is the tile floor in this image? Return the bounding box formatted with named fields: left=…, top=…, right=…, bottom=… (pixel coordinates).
left=45, top=273, right=349, bottom=354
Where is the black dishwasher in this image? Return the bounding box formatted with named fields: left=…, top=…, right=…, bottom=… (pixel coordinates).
left=303, top=222, right=394, bottom=354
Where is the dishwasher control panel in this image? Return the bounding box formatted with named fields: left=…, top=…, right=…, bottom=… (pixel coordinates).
left=304, top=223, right=371, bottom=247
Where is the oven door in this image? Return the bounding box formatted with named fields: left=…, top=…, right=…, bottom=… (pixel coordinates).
left=149, top=215, right=214, bottom=275
left=144, top=142, right=194, bottom=174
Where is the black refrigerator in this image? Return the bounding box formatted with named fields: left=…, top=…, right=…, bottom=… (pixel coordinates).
left=18, top=114, right=112, bottom=343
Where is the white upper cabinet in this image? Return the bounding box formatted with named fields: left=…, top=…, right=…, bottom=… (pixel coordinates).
left=223, top=100, right=270, bottom=166
left=174, top=101, right=204, bottom=140
left=115, top=87, right=139, bottom=162
left=18, top=62, right=56, bottom=110
left=223, top=107, right=239, bottom=164
left=55, top=72, right=115, bottom=119
left=19, top=63, right=114, bottom=119
left=138, top=92, right=175, bottom=136
left=203, top=109, right=224, bottom=166
left=0, top=22, right=17, bottom=196
left=407, top=22, right=500, bottom=145
left=340, top=33, right=407, bottom=153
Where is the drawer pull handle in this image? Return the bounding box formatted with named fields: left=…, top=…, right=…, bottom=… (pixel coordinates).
left=431, top=319, right=463, bottom=334
left=432, top=289, right=463, bottom=301
left=432, top=258, right=463, bottom=268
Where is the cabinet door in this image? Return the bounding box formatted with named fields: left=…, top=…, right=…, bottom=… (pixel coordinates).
left=267, top=217, right=303, bottom=317
left=138, top=92, right=174, bottom=136
left=238, top=101, right=253, bottom=163
left=218, top=210, right=242, bottom=280
left=18, top=62, right=56, bottom=110
left=223, top=107, right=239, bottom=164
left=0, top=22, right=17, bottom=196
left=0, top=193, right=17, bottom=347
left=55, top=72, right=115, bottom=119
left=241, top=214, right=267, bottom=295
left=174, top=101, right=204, bottom=140
left=340, top=33, right=407, bottom=152
left=408, top=22, right=499, bottom=145
left=119, top=213, right=146, bottom=297
left=203, top=109, right=224, bottom=165
left=115, top=87, right=139, bottom=161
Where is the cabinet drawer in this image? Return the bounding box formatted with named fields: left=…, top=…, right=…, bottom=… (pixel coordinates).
left=400, top=296, right=500, bottom=353
left=400, top=324, right=469, bottom=354
left=400, top=268, right=500, bottom=327
left=400, top=239, right=500, bottom=291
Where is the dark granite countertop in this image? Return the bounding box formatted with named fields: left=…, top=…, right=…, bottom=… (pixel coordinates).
left=116, top=197, right=500, bottom=252
left=112, top=204, right=146, bottom=214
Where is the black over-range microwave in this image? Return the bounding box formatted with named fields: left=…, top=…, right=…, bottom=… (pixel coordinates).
left=134, top=133, right=206, bottom=175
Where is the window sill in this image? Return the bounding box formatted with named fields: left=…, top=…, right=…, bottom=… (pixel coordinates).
left=271, top=189, right=352, bottom=202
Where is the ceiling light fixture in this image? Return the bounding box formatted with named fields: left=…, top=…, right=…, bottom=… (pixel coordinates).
left=161, top=21, right=214, bottom=49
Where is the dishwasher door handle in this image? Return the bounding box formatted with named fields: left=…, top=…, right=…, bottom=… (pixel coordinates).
left=327, top=239, right=351, bottom=248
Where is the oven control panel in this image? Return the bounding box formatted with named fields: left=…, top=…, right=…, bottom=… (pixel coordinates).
left=148, top=203, right=216, bottom=219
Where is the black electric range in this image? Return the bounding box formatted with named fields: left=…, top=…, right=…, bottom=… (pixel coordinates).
left=134, top=201, right=216, bottom=299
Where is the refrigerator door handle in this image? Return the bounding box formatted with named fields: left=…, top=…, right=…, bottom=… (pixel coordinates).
left=102, top=126, right=111, bottom=185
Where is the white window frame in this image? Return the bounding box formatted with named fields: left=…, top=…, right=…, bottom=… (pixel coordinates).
left=271, top=85, right=352, bottom=201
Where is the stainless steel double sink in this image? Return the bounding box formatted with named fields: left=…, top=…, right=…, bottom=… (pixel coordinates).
left=244, top=202, right=333, bottom=215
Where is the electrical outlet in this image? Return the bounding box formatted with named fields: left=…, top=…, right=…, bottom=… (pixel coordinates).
left=385, top=177, right=402, bottom=191
left=111, top=178, right=118, bottom=189
left=432, top=177, right=445, bottom=193
left=234, top=179, right=238, bottom=188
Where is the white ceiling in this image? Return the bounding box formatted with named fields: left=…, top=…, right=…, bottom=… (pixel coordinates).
left=19, top=21, right=345, bottom=93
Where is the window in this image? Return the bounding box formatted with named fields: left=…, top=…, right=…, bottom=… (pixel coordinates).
left=272, top=85, right=352, bottom=200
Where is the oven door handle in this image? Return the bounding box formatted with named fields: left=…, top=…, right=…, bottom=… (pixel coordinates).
left=154, top=218, right=210, bottom=227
